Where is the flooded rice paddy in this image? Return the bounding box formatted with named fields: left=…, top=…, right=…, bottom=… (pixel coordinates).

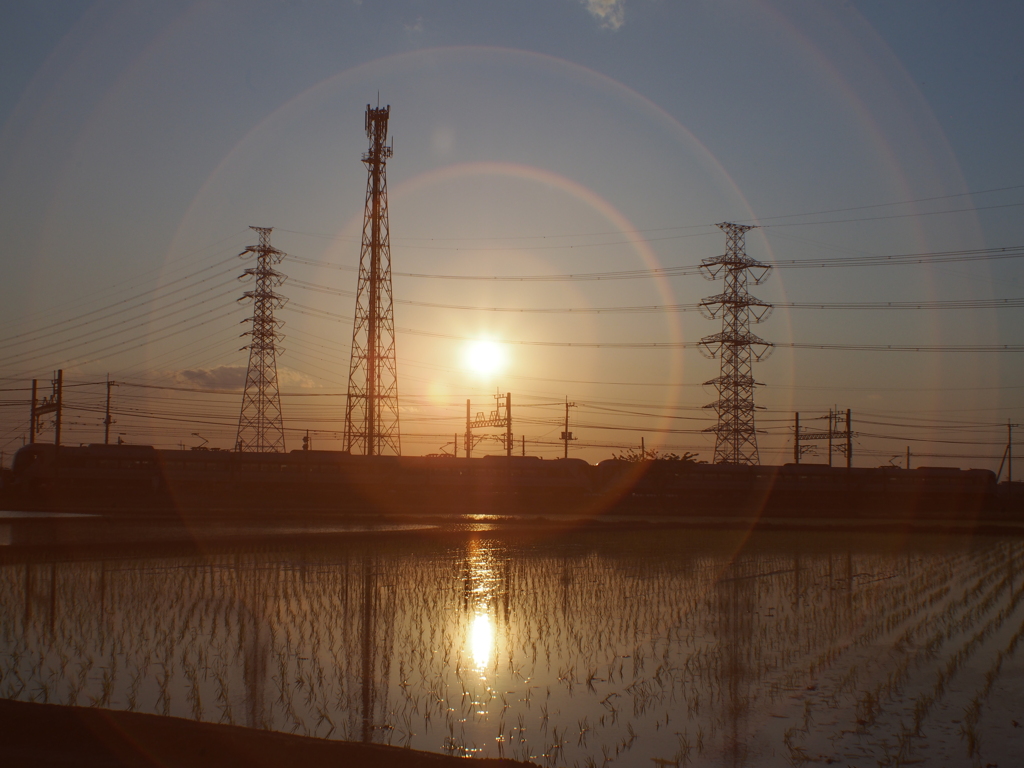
left=2, top=527, right=1023, bottom=767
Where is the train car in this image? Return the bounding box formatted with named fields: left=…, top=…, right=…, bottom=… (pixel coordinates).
left=9, top=443, right=167, bottom=510
left=2, top=443, right=596, bottom=516
left=1, top=442, right=1005, bottom=520
left=591, top=458, right=1000, bottom=519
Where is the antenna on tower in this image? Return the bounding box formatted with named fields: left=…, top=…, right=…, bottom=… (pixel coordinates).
left=345, top=103, right=401, bottom=456
left=699, top=222, right=773, bottom=465
left=235, top=226, right=287, bottom=452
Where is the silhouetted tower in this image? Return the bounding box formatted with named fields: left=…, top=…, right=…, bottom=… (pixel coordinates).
left=699, top=222, right=772, bottom=465
left=345, top=103, right=401, bottom=455
left=235, top=226, right=287, bottom=453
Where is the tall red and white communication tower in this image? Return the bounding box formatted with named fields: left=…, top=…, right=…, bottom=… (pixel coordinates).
left=344, top=104, right=401, bottom=456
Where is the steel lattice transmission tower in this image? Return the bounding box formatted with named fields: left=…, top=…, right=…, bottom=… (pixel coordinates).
left=699, top=222, right=773, bottom=465
left=235, top=226, right=287, bottom=453
left=345, top=103, right=401, bottom=456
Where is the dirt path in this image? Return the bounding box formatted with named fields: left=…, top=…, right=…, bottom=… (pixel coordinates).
left=0, top=698, right=536, bottom=768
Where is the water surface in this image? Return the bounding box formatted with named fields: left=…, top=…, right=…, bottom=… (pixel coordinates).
left=2, top=528, right=1023, bottom=766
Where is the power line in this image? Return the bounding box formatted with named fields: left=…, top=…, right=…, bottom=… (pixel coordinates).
left=761, top=201, right=1024, bottom=228
left=5, top=304, right=243, bottom=372
left=289, top=278, right=1024, bottom=314
left=772, top=245, right=1024, bottom=269
left=284, top=298, right=1024, bottom=354
left=3, top=233, right=246, bottom=332
left=0, top=265, right=238, bottom=355
left=277, top=183, right=1024, bottom=242
left=391, top=325, right=1024, bottom=353
left=289, top=244, right=1024, bottom=283
left=289, top=206, right=1024, bottom=251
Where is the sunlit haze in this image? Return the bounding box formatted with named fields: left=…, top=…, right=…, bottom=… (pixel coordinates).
left=0, top=1, right=1021, bottom=468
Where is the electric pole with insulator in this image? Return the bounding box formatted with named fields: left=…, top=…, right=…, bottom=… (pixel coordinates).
left=235, top=226, right=287, bottom=453
left=103, top=376, right=117, bottom=445
left=345, top=102, right=401, bottom=456
left=699, top=223, right=773, bottom=465
left=561, top=399, right=577, bottom=458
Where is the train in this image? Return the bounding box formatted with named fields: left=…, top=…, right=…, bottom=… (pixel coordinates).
left=3, top=441, right=1020, bottom=521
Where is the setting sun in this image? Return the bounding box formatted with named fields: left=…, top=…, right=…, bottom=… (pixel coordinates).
left=463, top=339, right=506, bottom=377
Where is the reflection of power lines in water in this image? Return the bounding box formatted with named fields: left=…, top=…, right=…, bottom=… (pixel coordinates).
left=0, top=549, right=401, bottom=742
left=359, top=554, right=397, bottom=742
left=1, top=535, right=1023, bottom=764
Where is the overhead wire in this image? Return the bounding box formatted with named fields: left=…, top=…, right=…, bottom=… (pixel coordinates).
left=6, top=232, right=247, bottom=332
left=289, top=278, right=1024, bottom=314
left=1, top=278, right=240, bottom=366
left=0, top=252, right=240, bottom=351
left=4, top=196, right=1024, bottom=461
left=274, top=184, right=1023, bottom=243
left=288, top=244, right=1024, bottom=282
left=5, top=297, right=243, bottom=371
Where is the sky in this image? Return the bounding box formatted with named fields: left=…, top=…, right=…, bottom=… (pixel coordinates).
left=1, top=0, right=1022, bottom=468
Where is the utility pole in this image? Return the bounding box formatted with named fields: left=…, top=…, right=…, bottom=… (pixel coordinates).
left=1010, top=420, right=1014, bottom=483
left=345, top=103, right=400, bottom=456
left=699, top=223, right=773, bottom=465
left=521, top=435, right=525, bottom=457
left=465, top=400, right=471, bottom=459
left=828, top=409, right=833, bottom=468
left=236, top=227, right=287, bottom=452
left=54, top=370, right=62, bottom=452
left=794, top=412, right=800, bottom=465
left=560, top=399, right=577, bottom=459
left=846, top=408, right=852, bottom=469
left=30, top=379, right=36, bottom=444
left=906, top=446, right=911, bottom=470
left=103, top=376, right=117, bottom=445
left=506, top=392, right=512, bottom=458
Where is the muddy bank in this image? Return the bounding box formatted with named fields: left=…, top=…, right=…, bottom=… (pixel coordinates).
left=0, top=698, right=536, bottom=768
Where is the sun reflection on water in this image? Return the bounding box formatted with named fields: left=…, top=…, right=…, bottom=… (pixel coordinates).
left=3, top=532, right=1021, bottom=766
left=462, top=539, right=500, bottom=677
left=469, top=611, right=493, bottom=670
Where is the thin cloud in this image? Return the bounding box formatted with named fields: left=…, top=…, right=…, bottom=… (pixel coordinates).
left=581, top=0, right=625, bottom=30
left=169, top=365, right=317, bottom=391
left=173, top=365, right=246, bottom=390
left=278, top=368, right=319, bottom=390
